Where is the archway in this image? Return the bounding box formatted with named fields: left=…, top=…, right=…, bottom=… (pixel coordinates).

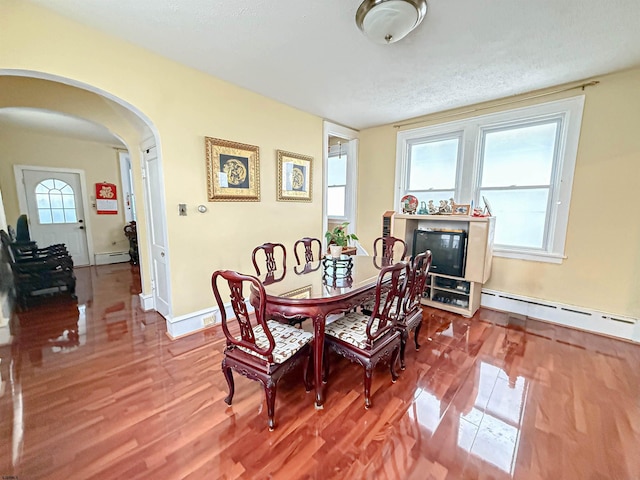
left=0, top=70, right=171, bottom=318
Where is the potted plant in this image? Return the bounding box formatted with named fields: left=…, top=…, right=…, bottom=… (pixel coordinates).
left=325, top=222, right=359, bottom=257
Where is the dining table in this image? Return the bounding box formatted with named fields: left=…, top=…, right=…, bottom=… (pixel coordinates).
left=250, top=255, right=392, bottom=408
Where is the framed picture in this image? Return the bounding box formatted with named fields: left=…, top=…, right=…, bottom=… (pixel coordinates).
left=276, top=150, right=312, bottom=202
left=452, top=204, right=471, bottom=215
left=482, top=195, right=493, bottom=216
left=206, top=137, right=260, bottom=201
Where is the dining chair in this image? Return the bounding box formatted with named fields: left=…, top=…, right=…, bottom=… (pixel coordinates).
left=293, top=237, right=322, bottom=265
left=212, top=269, right=313, bottom=431
left=396, top=250, right=432, bottom=370
left=373, top=235, right=407, bottom=262
left=323, top=261, right=409, bottom=409
left=251, top=242, right=287, bottom=276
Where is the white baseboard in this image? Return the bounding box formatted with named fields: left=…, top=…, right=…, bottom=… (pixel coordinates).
left=481, top=289, right=639, bottom=343
left=164, top=300, right=255, bottom=340
left=139, top=293, right=154, bottom=311
left=94, top=251, right=129, bottom=265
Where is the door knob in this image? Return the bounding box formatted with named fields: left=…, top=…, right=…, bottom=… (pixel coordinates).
left=160, top=252, right=165, bottom=257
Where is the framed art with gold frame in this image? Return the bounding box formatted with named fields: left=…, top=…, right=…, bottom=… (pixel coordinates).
left=206, top=136, right=260, bottom=201
left=276, top=150, right=312, bottom=202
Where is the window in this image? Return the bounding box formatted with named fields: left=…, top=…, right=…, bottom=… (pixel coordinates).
left=35, top=179, right=78, bottom=224
left=396, top=96, right=585, bottom=263
left=327, top=143, right=348, bottom=218
left=405, top=133, right=462, bottom=206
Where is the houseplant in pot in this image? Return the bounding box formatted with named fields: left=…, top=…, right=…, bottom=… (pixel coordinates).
left=325, top=222, right=358, bottom=257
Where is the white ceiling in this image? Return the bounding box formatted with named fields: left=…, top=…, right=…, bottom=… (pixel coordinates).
left=21, top=0, right=640, bottom=130
left=0, top=107, right=125, bottom=146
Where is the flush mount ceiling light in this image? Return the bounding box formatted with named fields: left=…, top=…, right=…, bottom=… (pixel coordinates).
left=356, top=0, right=428, bottom=44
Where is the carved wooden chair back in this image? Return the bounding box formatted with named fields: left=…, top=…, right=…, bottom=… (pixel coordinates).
left=365, top=261, right=410, bottom=346
left=212, top=269, right=275, bottom=363
left=373, top=236, right=407, bottom=263
left=402, top=250, right=432, bottom=319
left=293, top=237, right=322, bottom=265
left=395, top=250, right=432, bottom=370
left=251, top=242, right=287, bottom=276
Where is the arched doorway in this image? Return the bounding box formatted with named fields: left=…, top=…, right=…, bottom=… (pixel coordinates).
left=0, top=70, right=171, bottom=318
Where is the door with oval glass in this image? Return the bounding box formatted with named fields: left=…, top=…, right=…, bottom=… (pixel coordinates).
left=22, top=169, right=90, bottom=266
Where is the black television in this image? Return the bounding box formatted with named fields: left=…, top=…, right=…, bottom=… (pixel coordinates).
left=412, top=229, right=467, bottom=277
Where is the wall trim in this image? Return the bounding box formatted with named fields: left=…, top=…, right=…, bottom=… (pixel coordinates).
left=94, top=251, right=129, bottom=265
left=481, top=289, right=639, bottom=342
left=164, top=301, right=255, bottom=340
left=139, top=293, right=154, bottom=311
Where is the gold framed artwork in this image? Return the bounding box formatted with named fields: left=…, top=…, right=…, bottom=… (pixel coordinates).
left=205, top=137, right=260, bottom=201
left=276, top=150, right=312, bottom=202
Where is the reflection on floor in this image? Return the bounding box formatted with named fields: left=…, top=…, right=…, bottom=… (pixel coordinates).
left=0, top=263, right=639, bottom=479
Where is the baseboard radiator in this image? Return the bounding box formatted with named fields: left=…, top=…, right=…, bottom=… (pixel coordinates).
left=94, top=251, right=130, bottom=265
left=481, top=289, right=639, bottom=342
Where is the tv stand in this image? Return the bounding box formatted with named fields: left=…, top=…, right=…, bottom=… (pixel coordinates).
left=390, top=213, right=495, bottom=317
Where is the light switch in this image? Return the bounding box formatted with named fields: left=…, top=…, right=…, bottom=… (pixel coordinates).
left=179, top=204, right=187, bottom=216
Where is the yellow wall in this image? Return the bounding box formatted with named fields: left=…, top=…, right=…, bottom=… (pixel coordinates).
left=0, top=0, right=324, bottom=318
left=0, top=127, right=129, bottom=255
left=358, top=68, right=640, bottom=319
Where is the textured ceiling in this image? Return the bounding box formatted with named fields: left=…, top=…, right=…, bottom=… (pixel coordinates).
left=22, top=0, right=640, bottom=130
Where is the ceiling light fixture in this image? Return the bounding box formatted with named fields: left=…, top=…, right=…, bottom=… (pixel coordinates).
left=356, top=0, right=428, bottom=45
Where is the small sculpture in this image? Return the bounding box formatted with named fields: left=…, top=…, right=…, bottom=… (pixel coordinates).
left=427, top=200, right=437, bottom=214
left=438, top=200, right=448, bottom=213
left=417, top=201, right=428, bottom=215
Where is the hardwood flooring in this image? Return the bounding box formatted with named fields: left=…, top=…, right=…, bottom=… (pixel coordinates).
left=1, top=263, right=639, bottom=479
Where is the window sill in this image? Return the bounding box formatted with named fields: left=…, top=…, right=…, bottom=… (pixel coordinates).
left=493, top=249, right=566, bottom=264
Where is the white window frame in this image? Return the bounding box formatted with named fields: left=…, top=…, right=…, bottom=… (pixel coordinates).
left=323, top=121, right=358, bottom=246
left=395, top=96, right=585, bottom=264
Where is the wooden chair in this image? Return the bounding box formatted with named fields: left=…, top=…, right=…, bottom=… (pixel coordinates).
left=323, top=261, right=409, bottom=409
left=251, top=242, right=287, bottom=276
left=397, top=250, right=432, bottom=370
left=293, top=237, right=322, bottom=265
left=1, top=229, right=76, bottom=309
left=212, top=269, right=313, bottom=430
left=373, top=236, right=407, bottom=262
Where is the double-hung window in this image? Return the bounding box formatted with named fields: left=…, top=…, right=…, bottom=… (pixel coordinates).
left=327, top=144, right=348, bottom=218
left=396, top=96, right=585, bottom=263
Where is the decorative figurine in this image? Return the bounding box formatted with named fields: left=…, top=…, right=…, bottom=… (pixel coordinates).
left=427, top=200, right=437, bottom=214
left=417, top=201, right=428, bottom=215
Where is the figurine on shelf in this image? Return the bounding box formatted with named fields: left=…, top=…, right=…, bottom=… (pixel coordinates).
left=417, top=201, right=428, bottom=215
left=449, top=198, right=455, bottom=214
left=438, top=200, right=448, bottom=214
left=427, top=200, right=437, bottom=214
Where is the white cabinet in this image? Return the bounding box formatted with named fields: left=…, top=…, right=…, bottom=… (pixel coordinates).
left=391, top=213, right=495, bottom=317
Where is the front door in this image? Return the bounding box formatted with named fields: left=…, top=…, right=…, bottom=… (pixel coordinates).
left=22, top=169, right=90, bottom=266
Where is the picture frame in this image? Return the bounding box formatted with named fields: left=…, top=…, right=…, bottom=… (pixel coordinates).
left=205, top=137, right=260, bottom=201
left=452, top=203, right=471, bottom=215
left=482, top=195, right=493, bottom=216
left=276, top=150, right=313, bottom=202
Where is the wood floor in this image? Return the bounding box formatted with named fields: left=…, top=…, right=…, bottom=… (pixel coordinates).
left=1, top=263, right=639, bottom=479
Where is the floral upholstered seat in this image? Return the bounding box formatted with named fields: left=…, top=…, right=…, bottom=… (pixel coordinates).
left=236, top=320, right=312, bottom=364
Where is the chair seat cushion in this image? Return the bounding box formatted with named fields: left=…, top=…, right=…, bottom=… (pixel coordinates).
left=236, top=320, right=313, bottom=364
left=325, top=311, right=384, bottom=350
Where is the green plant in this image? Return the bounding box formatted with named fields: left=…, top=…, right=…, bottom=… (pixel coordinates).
left=325, top=222, right=359, bottom=247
